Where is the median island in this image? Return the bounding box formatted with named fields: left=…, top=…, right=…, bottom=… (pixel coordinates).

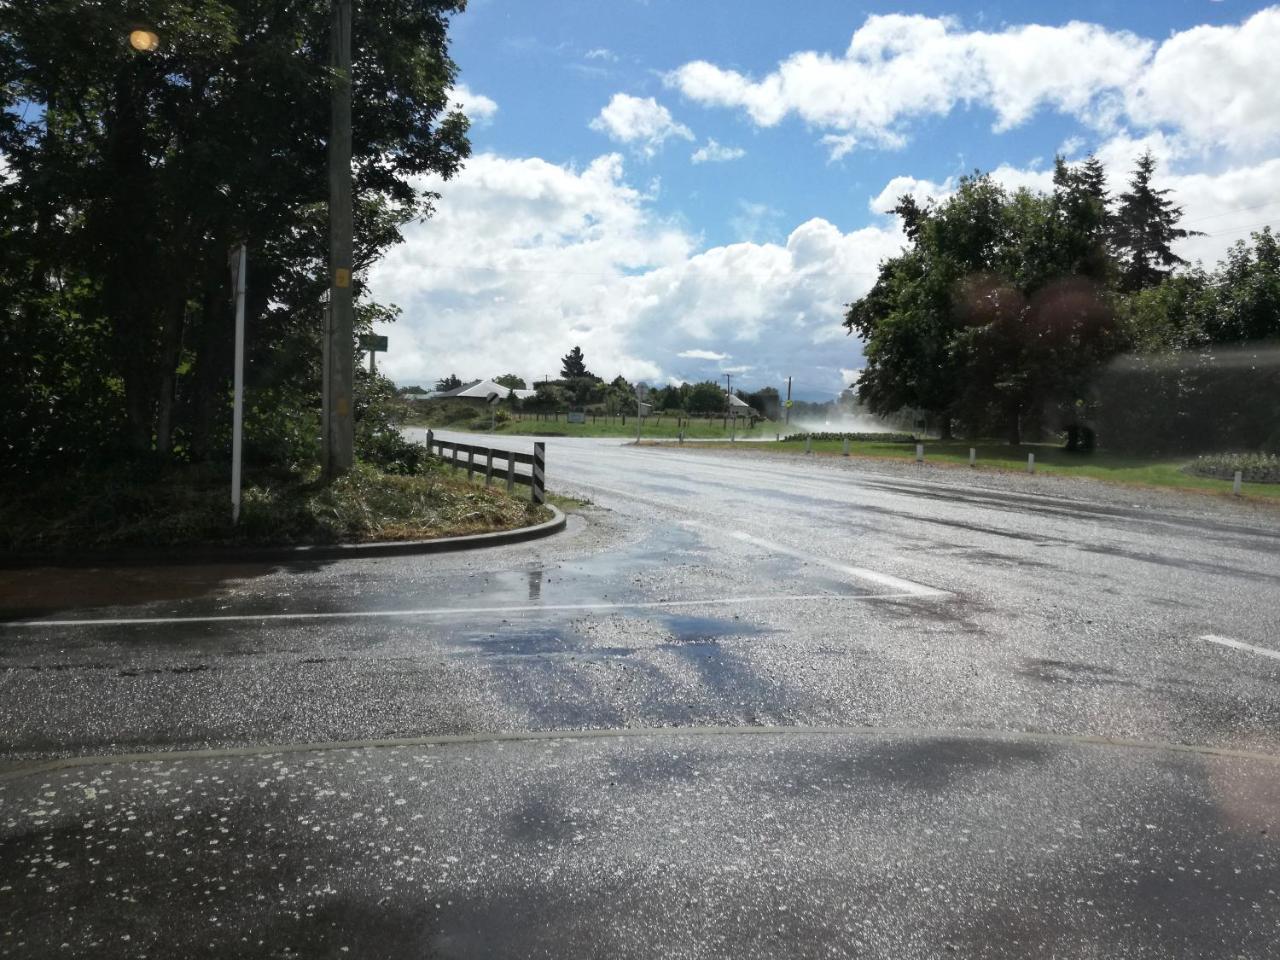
left=0, top=459, right=551, bottom=560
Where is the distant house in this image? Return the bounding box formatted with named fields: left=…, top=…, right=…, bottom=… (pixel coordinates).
left=727, top=393, right=755, bottom=419
left=401, top=388, right=433, bottom=402
left=427, top=378, right=537, bottom=406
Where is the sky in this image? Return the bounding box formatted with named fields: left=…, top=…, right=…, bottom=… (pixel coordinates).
left=367, top=0, right=1280, bottom=399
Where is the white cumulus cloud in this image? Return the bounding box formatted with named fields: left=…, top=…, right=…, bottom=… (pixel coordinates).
left=667, top=10, right=1280, bottom=159
left=690, top=139, right=746, bottom=164
left=590, top=93, right=694, bottom=157
left=366, top=152, right=905, bottom=394
left=445, top=83, right=498, bottom=123
left=677, top=349, right=729, bottom=361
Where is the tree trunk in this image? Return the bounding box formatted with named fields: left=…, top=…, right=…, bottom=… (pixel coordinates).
left=1007, top=406, right=1022, bottom=445
left=940, top=416, right=953, bottom=440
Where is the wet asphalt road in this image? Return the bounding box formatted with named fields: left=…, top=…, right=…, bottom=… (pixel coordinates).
left=2, top=433, right=1279, bottom=957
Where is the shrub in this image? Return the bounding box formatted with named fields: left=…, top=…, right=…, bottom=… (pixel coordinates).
left=1184, top=452, right=1280, bottom=483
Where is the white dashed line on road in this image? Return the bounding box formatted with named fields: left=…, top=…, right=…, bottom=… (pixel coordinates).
left=1199, top=635, right=1280, bottom=662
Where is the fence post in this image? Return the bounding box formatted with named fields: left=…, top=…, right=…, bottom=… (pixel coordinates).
left=1233, top=470, right=1243, bottom=496
left=1027, top=453, right=1035, bottom=474
left=506, top=457, right=515, bottom=493
left=451, top=443, right=459, bottom=472
left=916, top=443, right=924, bottom=463
left=531, top=442, right=546, bottom=505
left=804, top=436, right=812, bottom=455
left=426, top=429, right=434, bottom=460
left=467, top=448, right=475, bottom=480
left=842, top=438, right=850, bottom=456
left=969, top=447, right=976, bottom=467
left=485, top=450, right=494, bottom=486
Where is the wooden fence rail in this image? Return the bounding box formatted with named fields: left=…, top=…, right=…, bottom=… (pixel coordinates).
left=424, top=430, right=546, bottom=505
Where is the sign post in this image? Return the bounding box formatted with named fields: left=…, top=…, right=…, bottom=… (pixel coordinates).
left=358, top=333, right=388, bottom=374
left=487, top=391, right=500, bottom=432
left=229, top=243, right=247, bottom=524
left=635, top=384, right=649, bottom=445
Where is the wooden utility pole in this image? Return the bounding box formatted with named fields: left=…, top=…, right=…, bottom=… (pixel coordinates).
left=326, top=0, right=355, bottom=476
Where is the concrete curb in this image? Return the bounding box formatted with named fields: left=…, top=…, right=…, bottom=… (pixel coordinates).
left=0, top=505, right=567, bottom=570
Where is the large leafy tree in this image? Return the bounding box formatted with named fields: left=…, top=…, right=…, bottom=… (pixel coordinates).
left=0, top=0, right=469, bottom=468
left=848, top=167, right=1120, bottom=443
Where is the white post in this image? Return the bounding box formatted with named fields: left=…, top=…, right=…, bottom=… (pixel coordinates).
left=320, top=300, right=331, bottom=468
left=1233, top=470, right=1243, bottom=496
left=804, top=435, right=811, bottom=455
left=1027, top=452, right=1035, bottom=474
left=842, top=438, right=850, bottom=456
left=636, top=393, right=643, bottom=445
left=969, top=447, right=976, bottom=467
left=730, top=414, right=736, bottom=442
left=916, top=443, right=924, bottom=463
left=230, top=244, right=247, bottom=524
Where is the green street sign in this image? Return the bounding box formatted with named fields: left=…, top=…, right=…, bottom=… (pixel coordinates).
left=784, top=399, right=793, bottom=407
left=359, top=334, right=388, bottom=352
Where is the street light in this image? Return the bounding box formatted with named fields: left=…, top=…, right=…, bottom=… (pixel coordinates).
left=128, top=28, right=160, bottom=52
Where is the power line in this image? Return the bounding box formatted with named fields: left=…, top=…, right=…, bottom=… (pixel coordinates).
left=1183, top=198, right=1280, bottom=228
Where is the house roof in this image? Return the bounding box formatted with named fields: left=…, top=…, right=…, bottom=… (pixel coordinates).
left=432, top=378, right=537, bottom=401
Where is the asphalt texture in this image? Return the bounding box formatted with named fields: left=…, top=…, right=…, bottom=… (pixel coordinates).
left=2, top=432, right=1278, bottom=958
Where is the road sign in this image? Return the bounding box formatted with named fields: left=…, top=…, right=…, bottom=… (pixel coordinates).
left=785, top=399, right=793, bottom=408
left=635, top=384, right=649, bottom=401
left=359, top=334, right=388, bottom=352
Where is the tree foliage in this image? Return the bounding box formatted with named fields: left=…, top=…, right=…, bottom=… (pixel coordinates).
left=843, top=152, right=1271, bottom=451
left=0, top=0, right=469, bottom=474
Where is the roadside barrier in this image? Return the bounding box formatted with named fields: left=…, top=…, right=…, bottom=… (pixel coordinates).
left=425, top=430, right=546, bottom=504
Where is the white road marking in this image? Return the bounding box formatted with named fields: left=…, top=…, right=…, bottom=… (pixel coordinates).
left=682, top=521, right=949, bottom=599
left=1, top=591, right=938, bottom=629
left=1199, top=635, right=1280, bottom=662
left=549, top=478, right=950, bottom=599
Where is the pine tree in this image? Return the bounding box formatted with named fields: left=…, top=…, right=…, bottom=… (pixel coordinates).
left=560, top=346, right=590, bottom=379
left=1112, top=152, right=1199, bottom=292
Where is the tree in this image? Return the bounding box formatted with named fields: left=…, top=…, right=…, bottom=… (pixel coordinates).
left=686, top=381, right=726, bottom=415
left=1112, top=152, right=1198, bottom=292
left=494, top=373, right=527, bottom=390
left=560, top=345, right=591, bottom=379
left=434, top=374, right=463, bottom=392
left=0, top=0, right=470, bottom=468
left=744, top=386, right=780, bottom=419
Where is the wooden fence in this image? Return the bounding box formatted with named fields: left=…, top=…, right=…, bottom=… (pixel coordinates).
left=424, top=430, right=546, bottom=505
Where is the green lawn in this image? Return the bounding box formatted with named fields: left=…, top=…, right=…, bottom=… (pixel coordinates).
left=656, top=437, right=1280, bottom=502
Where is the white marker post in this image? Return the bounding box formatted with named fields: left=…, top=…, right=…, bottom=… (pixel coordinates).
left=842, top=438, right=850, bottom=456
left=916, top=443, right=924, bottom=463
left=229, top=243, right=247, bottom=524
left=1027, top=453, right=1035, bottom=474
left=969, top=447, right=976, bottom=467
left=1233, top=470, right=1243, bottom=496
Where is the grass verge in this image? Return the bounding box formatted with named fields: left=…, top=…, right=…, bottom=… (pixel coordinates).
left=650, top=438, right=1280, bottom=501
left=0, top=460, right=552, bottom=555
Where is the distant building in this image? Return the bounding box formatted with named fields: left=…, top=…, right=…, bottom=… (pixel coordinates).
left=727, top=392, right=755, bottom=418
left=426, top=378, right=538, bottom=405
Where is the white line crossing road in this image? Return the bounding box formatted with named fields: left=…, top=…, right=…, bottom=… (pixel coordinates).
left=1199, top=634, right=1280, bottom=662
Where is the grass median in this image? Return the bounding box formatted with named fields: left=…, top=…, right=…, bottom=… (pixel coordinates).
left=0, top=459, right=552, bottom=557
left=650, top=437, right=1280, bottom=501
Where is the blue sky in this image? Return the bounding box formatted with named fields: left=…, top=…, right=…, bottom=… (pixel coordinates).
left=369, top=1, right=1280, bottom=397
